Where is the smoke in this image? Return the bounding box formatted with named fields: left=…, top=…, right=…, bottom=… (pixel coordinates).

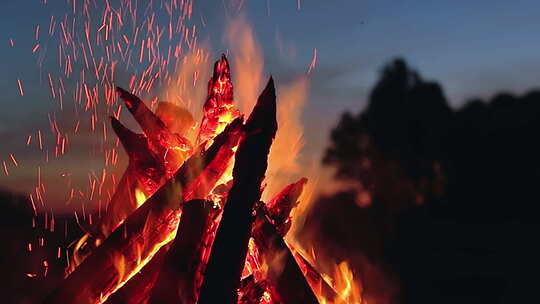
left=224, top=15, right=265, bottom=116
left=157, top=46, right=211, bottom=142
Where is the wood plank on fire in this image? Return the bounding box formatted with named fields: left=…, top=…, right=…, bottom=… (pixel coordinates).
left=103, top=243, right=169, bottom=304
left=198, top=77, right=277, bottom=304
left=43, top=118, right=242, bottom=304
left=105, top=200, right=216, bottom=304
left=148, top=199, right=217, bottom=304
left=251, top=206, right=319, bottom=304
left=254, top=179, right=331, bottom=303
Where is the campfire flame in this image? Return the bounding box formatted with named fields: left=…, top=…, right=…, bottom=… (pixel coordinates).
left=334, top=261, right=363, bottom=304
left=18, top=2, right=365, bottom=302
left=49, top=53, right=365, bottom=304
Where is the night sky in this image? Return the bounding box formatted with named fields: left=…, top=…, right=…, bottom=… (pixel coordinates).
left=1, top=0, right=540, bottom=212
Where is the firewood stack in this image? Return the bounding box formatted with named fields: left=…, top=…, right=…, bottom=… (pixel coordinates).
left=45, top=55, right=336, bottom=304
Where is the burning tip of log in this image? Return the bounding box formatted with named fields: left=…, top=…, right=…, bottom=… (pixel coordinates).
left=245, top=77, right=277, bottom=136
left=109, top=115, right=164, bottom=184
left=197, top=53, right=240, bottom=146
left=213, top=53, right=231, bottom=78
left=115, top=86, right=141, bottom=110
left=115, top=86, right=167, bottom=136
left=225, top=116, right=244, bottom=132
left=198, top=75, right=277, bottom=304
left=207, top=54, right=232, bottom=102
left=109, top=116, right=146, bottom=153
left=266, top=177, right=308, bottom=235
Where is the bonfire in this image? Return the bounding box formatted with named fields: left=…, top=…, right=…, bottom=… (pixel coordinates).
left=42, top=55, right=358, bottom=304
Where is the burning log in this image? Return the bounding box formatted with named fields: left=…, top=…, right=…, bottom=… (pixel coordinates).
left=247, top=178, right=326, bottom=303
left=292, top=250, right=339, bottom=303
left=71, top=118, right=157, bottom=266
left=148, top=199, right=218, bottom=304
left=104, top=244, right=169, bottom=304
left=197, top=54, right=240, bottom=146
left=106, top=200, right=216, bottom=304
left=266, top=177, right=307, bottom=236
left=251, top=206, right=319, bottom=304
left=254, top=178, right=337, bottom=302
left=102, top=93, right=194, bottom=234
left=99, top=118, right=164, bottom=236
left=117, top=87, right=167, bottom=137
left=104, top=90, right=194, bottom=236
left=116, top=86, right=192, bottom=177
left=267, top=179, right=338, bottom=300
left=44, top=119, right=242, bottom=304
left=69, top=91, right=193, bottom=273
left=198, top=77, right=277, bottom=304
left=191, top=198, right=224, bottom=300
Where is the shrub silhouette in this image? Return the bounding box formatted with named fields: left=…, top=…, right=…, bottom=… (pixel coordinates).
left=302, top=58, right=540, bottom=303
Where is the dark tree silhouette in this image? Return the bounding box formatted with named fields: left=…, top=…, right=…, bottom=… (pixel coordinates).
left=325, top=59, right=450, bottom=212
left=301, top=58, right=540, bottom=304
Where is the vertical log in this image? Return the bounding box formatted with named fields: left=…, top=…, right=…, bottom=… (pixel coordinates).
left=198, top=78, right=277, bottom=304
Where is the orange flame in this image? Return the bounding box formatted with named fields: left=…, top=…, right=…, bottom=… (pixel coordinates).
left=158, top=47, right=211, bottom=141
left=134, top=188, right=147, bottom=208
left=331, top=261, right=364, bottom=304
left=264, top=76, right=309, bottom=201
left=225, top=15, right=264, bottom=116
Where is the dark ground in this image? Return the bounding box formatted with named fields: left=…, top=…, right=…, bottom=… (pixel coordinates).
left=0, top=189, right=80, bottom=303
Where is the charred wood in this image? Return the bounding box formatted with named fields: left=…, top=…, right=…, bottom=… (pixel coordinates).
left=104, top=244, right=169, bottom=304
left=251, top=207, right=319, bottom=304
left=197, top=54, right=240, bottom=146
left=198, top=78, right=277, bottom=304
left=148, top=199, right=218, bottom=304
left=44, top=119, right=242, bottom=304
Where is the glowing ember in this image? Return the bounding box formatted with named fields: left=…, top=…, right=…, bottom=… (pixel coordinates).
left=197, top=54, right=241, bottom=147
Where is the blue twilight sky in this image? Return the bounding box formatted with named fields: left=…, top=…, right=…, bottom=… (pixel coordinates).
left=1, top=0, right=540, bottom=210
